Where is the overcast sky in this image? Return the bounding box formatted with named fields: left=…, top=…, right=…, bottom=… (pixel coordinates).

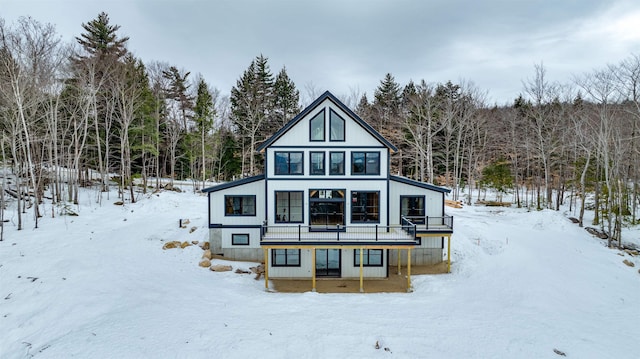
left=4, top=0, right=640, bottom=105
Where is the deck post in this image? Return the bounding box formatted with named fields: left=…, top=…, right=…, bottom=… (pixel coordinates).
left=263, top=248, right=269, bottom=291
left=311, top=247, right=317, bottom=292
left=397, top=249, right=401, bottom=275
left=447, top=234, right=451, bottom=273
left=407, top=248, right=413, bottom=292
left=359, top=247, right=364, bottom=293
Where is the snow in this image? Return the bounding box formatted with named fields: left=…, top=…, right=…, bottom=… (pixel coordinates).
left=1, top=188, right=639, bottom=358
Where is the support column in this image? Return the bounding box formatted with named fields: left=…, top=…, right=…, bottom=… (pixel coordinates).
left=407, top=248, right=413, bottom=292
left=311, top=247, right=317, bottom=292
left=397, top=249, right=401, bottom=275
left=447, top=235, right=451, bottom=273
left=263, top=248, right=269, bottom=291
left=359, top=247, right=364, bottom=293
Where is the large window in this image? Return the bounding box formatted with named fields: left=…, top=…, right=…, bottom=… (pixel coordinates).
left=354, top=249, right=383, bottom=266
left=275, top=151, right=303, bottom=175
left=400, top=195, right=425, bottom=224
left=275, top=191, right=303, bottom=223
left=272, top=249, right=300, bottom=266
left=330, top=110, right=345, bottom=141
left=310, top=152, right=325, bottom=175
left=329, top=152, right=344, bottom=175
left=351, top=191, right=380, bottom=223
left=224, top=195, right=256, bottom=216
left=309, top=110, right=325, bottom=141
left=351, top=152, right=380, bottom=175
left=309, top=189, right=345, bottom=227
left=231, top=233, right=249, bottom=245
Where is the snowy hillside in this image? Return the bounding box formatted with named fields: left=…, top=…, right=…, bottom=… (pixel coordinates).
left=1, top=188, right=638, bottom=358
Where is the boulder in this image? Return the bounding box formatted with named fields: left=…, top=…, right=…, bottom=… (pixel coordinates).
left=202, top=249, right=212, bottom=260
left=162, top=241, right=181, bottom=250
left=623, top=259, right=635, bottom=267
left=199, top=259, right=211, bottom=267
left=180, top=241, right=191, bottom=248
left=210, top=264, right=232, bottom=272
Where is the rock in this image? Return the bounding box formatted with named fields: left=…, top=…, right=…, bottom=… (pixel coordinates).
left=553, top=348, right=566, bottom=356
left=162, top=241, right=181, bottom=250
left=210, top=264, right=232, bottom=272
left=201, top=242, right=210, bottom=250
left=568, top=217, right=579, bottom=223
left=202, top=249, right=212, bottom=260
left=623, top=259, right=635, bottom=267
left=250, top=264, right=265, bottom=280
left=180, top=241, right=191, bottom=248
left=199, top=259, right=211, bottom=267
left=235, top=268, right=251, bottom=274
left=189, top=226, right=197, bottom=233
left=113, top=201, right=124, bottom=206
left=191, top=240, right=199, bottom=245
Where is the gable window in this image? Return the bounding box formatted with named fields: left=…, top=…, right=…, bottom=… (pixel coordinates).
left=275, top=151, right=303, bottom=175
left=309, top=110, right=325, bottom=141
left=330, top=109, right=345, bottom=141
left=275, top=191, right=303, bottom=223
left=351, top=152, right=380, bottom=175
left=224, top=195, right=256, bottom=216
left=231, top=233, right=249, bottom=245
left=329, top=152, right=344, bottom=175
left=310, top=152, right=325, bottom=175
left=351, top=191, right=380, bottom=223
left=400, top=195, right=425, bottom=224
left=354, top=249, right=383, bottom=266
left=272, top=249, right=300, bottom=266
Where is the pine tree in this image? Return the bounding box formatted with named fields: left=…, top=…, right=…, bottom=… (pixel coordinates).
left=230, top=54, right=275, bottom=175
left=193, top=78, right=215, bottom=186
left=272, top=67, right=300, bottom=127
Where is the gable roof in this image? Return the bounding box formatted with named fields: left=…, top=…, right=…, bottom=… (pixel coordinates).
left=200, top=174, right=265, bottom=193
left=257, top=90, right=398, bottom=153
left=390, top=175, right=451, bottom=194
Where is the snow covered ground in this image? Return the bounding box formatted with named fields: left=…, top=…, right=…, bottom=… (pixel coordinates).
left=1, top=188, right=638, bottom=358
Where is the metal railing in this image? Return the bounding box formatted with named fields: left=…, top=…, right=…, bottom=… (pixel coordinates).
left=261, top=223, right=417, bottom=243
left=401, top=215, right=453, bottom=231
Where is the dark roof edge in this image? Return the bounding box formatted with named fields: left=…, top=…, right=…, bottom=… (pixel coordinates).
left=257, top=90, right=398, bottom=153
left=390, top=175, right=451, bottom=193
left=201, top=174, right=265, bottom=193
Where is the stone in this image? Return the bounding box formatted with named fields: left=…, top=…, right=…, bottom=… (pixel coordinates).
left=199, top=259, right=211, bottom=267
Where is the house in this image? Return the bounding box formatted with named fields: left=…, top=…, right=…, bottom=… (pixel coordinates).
left=202, top=91, right=453, bottom=292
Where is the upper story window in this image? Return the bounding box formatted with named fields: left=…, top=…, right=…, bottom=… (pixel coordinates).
left=329, top=152, right=344, bottom=175
left=351, top=152, right=380, bottom=175
left=400, top=195, right=425, bottom=224
left=275, top=191, right=303, bottom=223
left=310, top=152, right=325, bottom=175
left=329, top=110, right=345, bottom=141
left=224, top=195, right=256, bottom=216
left=351, top=191, right=380, bottom=223
left=275, top=151, right=303, bottom=175
left=309, top=110, right=325, bottom=141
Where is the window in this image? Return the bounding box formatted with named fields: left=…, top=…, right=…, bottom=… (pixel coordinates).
left=354, top=249, right=383, bottom=266
left=275, top=191, right=303, bottom=223
left=310, top=110, right=325, bottom=141
left=400, top=196, right=425, bottom=224
left=330, top=109, right=345, bottom=141
left=329, top=152, right=344, bottom=175
left=310, top=152, right=325, bottom=175
left=351, top=191, right=380, bottom=223
left=309, top=189, right=345, bottom=227
left=272, top=249, right=300, bottom=266
left=275, top=151, right=303, bottom=175
left=351, top=152, right=380, bottom=175
left=231, top=233, right=249, bottom=245
left=224, top=195, right=256, bottom=216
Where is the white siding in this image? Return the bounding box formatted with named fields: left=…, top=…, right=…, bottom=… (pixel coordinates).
left=388, top=179, right=445, bottom=225
left=208, top=179, right=265, bottom=226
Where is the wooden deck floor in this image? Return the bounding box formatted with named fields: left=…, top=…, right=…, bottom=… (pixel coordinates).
left=270, top=262, right=449, bottom=293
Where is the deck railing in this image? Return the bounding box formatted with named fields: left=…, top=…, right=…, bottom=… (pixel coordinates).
left=261, top=223, right=416, bottom=243
left=401, top=215, right=453, bottom=231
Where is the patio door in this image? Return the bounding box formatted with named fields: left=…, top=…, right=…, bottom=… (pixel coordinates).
left=316, top=249, right=341, bottom=277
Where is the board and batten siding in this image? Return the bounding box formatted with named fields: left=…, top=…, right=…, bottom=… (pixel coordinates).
left=388, top=179, right=445, bottom=225
left=208, top=179, right=265, bottom=226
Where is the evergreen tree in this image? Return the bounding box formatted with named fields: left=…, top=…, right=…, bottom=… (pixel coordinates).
left=272, top=66, right=300, bottom=126
left=75, top=12, right=129, bottom=61
left=193, top=78, right=215, bottom=185
left=230, top=54, right=275, bottom=175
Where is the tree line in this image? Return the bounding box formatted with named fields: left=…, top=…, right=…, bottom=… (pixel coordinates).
left=0, top=13, right=638, bottom=247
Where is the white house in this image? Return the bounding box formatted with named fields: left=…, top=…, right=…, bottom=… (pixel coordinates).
left=202, top=91, right=453, bottom=291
